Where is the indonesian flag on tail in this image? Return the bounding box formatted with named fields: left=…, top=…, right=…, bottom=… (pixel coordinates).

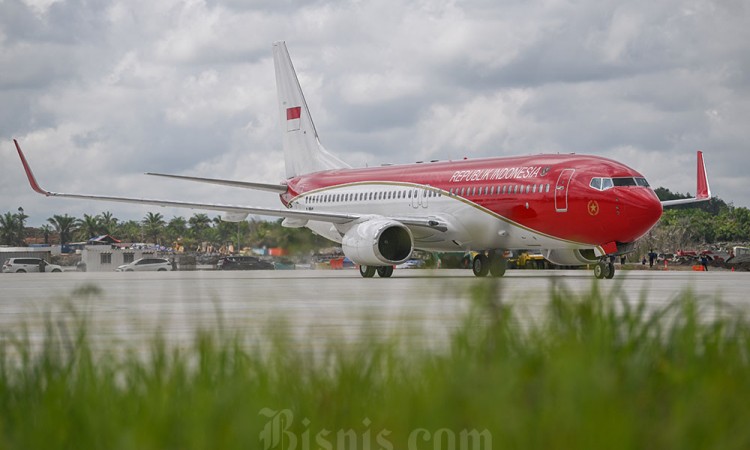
left=286, top=106, right=301, bottom=132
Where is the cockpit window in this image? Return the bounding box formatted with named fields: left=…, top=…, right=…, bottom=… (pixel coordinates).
left=612, top=177, right=637, bottom=187
left=590, top=176, right=650, bottom=191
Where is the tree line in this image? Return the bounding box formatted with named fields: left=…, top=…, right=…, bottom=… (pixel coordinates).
left=652, top=188, right=750, bottom=244
left=0, top=210, right=329, bottom=255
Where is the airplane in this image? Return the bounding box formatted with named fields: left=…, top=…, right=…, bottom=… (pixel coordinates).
left=13, top=41, right=711, bottom=279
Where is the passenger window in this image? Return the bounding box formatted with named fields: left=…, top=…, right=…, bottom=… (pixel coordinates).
left=546, top=184, right=550, bottom=193
left=532, top=185, right=537, bottom=193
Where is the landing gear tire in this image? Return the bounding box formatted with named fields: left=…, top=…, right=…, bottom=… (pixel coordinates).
left=489, top=256, right=507, bottom=277
left=605, top=262, right=615, bottom=279
left=359, top=265, right=376, bottom=278
left=472, top=254, right=490, bottom=277
left=594, top=262, right=605, bottom=279
left=377, top=266, right=394, bottom=278
left=594, top=261, right=615, bottom=279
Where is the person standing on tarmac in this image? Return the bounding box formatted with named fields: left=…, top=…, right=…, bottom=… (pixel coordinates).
left=700, top=255, right=709, bottom=271
left=648, top=250, right=657, bottom=268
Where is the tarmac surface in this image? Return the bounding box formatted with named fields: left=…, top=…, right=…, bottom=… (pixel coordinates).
left=1, top=268, right=748, bottom=350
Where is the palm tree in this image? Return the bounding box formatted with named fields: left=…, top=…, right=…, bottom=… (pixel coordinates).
left=40, top=224, right=53, bottom=245
left=100, top=211, right=118, bottom=235
left=15, top=207, right=28, bottom=245
left=0, top=212, right=19, bottom=246
left=165, top=216, right=188, bottom=244
left=188, top=213, right=211, bottom=241
left=116, top=220, right=142, bottom=243
left=77, top=214, right=103, bottom=240
left=47, top=214, right=78, bottom=247
left=142, top=212, right=166, bottom=244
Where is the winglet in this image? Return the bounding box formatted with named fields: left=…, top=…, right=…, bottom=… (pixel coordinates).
left=661, top=150, right=712, bottom=207
left=14, top=139, right=50, bottom=196
left=696, top=150, right=711, bottom=200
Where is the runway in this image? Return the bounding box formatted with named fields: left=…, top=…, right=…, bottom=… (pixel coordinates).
left=1, top=268, right=747, bottom=349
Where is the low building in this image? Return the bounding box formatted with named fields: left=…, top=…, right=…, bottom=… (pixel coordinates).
left=81, top=245, right=169, bottom=272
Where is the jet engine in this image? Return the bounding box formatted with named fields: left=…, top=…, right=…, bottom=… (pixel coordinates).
left=341, top=219, right=413, bottom=266
left=544, top=248, right=599, bottom=266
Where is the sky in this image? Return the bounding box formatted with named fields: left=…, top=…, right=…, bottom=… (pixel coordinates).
left=1, top=0, right=748, bottom=226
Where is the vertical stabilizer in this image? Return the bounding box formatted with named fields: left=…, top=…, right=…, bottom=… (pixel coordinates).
left=273, top=41, right=350, bottom=178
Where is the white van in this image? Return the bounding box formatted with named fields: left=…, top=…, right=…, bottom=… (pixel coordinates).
left=2, top=258, right=63, bottom=273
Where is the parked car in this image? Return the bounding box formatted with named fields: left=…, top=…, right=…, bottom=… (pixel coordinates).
left=115, top=257, right=173, bottom=272
left=216, top=256, right=274, bottom=270
left=2, top=257, right=63, bottom=273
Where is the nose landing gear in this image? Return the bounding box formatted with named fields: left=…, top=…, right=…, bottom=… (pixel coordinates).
left=594, top=260, right=615, bottom=279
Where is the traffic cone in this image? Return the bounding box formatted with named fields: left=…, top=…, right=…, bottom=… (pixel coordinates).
left=664, top=259, right=668, bottom=270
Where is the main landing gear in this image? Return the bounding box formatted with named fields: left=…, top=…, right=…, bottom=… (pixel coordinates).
left=593, top=260, right=615, bottom=279
left=472, top=251, right=507, bottom=277
left=359, top=265, right=394, bottom=278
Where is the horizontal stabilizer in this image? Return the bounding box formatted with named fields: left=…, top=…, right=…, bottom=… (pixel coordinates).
left=146, top=172, right=288, bottom=193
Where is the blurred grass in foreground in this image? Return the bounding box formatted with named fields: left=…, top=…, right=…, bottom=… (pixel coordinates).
left=1, top=281, right=750, bottom=450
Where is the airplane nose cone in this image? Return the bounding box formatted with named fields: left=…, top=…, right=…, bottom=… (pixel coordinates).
left=621, top=189, right=663, bottom=241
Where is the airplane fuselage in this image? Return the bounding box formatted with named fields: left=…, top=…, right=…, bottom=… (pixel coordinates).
left=283, top=153, right=663, bottom=256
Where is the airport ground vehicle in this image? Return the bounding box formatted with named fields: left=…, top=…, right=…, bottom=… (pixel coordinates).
left=115, top=257, right=172, bottom=272
left=216, top=255, right=275, bottom=270
left=2, top=257, right=63, bottom=273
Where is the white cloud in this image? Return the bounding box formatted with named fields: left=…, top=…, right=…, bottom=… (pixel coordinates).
left=2, top=0, right=750, bottom=226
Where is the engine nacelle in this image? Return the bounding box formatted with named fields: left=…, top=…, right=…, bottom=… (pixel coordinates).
left=342, top=219, right=413, bottom=266
left=544, top=248, right=599, bottom=266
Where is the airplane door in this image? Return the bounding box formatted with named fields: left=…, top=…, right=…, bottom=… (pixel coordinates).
left=410, top=188, right=428, bottom=209
left=555, top=169, right=575, bottom=212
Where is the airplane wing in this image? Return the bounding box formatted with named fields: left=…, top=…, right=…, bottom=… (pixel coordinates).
left=145, top=172, right=288, bottom=193
left=14, top=140, right=447, bottom=230
left=661, top=151, right=712, bottom=207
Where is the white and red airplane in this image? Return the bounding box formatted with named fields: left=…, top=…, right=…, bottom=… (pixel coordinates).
left=14, top=41, right=711, bottom=279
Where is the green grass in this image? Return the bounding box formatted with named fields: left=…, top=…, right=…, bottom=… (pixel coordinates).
left=2, top=281, right=750, bottom=449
